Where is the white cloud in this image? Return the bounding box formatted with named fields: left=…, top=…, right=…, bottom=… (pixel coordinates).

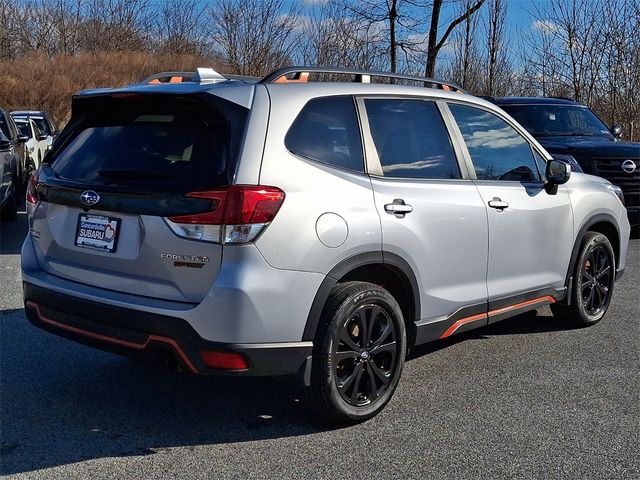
left=533, top=20, right=559, bottom=35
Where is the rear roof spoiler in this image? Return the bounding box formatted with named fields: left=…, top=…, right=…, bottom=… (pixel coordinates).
left=141, top=68, right=260, bottom=85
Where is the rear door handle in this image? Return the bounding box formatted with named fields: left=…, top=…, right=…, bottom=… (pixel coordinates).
left=488, top=197, right=509, bottom=210
left=384, top=199, right=413, bottom=217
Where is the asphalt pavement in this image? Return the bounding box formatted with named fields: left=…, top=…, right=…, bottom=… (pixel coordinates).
left=1, top=205, right=638, bottom=479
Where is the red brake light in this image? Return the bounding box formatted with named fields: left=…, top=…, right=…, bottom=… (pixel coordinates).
left=224, top=186, right=286, bottom=224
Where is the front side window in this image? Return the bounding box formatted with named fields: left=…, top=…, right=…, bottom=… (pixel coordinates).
left=15, top=121, right=31, bottom=138
left=285, top=96, right=364, bottom=172
left=364, top=99, right=460, bottom=179
left=449, top=103, right=541, bottom=182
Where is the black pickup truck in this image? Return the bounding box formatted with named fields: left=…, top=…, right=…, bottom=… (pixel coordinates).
left=491, top=97, right=639, bottom=228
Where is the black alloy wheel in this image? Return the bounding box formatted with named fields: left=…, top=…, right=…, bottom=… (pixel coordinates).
left=578, top=244, right=614, bottom=317
left=551, top=231, right=616, bottom=326
left=310, top=282, right=406, bottom=424
left=332, top=303, right=398, bottom=407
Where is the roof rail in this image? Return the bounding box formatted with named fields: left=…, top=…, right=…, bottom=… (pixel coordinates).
left=141, top=69, right=260, bottom=85
left=142, top=71, right=194, bottom=84
left=548, top=96, right=575, bottom=102
left=260, top=66, right=465, bottom=93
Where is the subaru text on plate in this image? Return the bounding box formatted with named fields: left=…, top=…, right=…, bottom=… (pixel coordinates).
left=22, top=67, right=630, bottom=423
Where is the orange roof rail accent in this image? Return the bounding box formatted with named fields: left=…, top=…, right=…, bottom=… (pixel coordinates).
left=261, top=66, right=465, bottom=93
left=274, top=72, right=310, bottom=83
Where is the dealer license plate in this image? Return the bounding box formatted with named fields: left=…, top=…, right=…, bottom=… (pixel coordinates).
left=74, top=214, right=120, bottom=253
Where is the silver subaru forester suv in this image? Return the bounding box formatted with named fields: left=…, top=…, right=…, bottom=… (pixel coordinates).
left=22, top=67, right=630, bottom=423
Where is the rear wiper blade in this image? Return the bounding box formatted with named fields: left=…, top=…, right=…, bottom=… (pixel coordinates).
left=98, top=168, right=169, bottom=179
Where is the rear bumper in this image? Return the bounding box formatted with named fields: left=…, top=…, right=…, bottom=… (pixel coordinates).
left=23, top=282, right=312, bottom=377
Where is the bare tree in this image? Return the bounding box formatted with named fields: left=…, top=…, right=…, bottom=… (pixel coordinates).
left=483, top=0, right=509, bottom=96
left=443, top=0, right=483, bottom=91
left=78, top=0, right=150, bottom=53
left=0, top=0, right=18, bottom=59
left=210, top=0, right=301, bottom=76
left=153, top=0, right=206, bottom=55
left=337, top=0, right=426, bottom=74
left=425, top=0, right=485, bottom=78
left=299, top=1, right=386, bottom=70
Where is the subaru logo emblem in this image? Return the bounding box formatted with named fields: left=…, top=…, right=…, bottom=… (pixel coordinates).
left=621, top=159, right=637, bottom=174
left=80, top=190, right=100, bottom=206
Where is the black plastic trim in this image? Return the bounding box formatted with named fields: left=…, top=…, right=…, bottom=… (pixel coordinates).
left=413, top=287, right=565, bottom=344
left=24, top=282, right=311, bottom=377
left=301, top=251, right=420, bottom=342
left=414, top=302, right=487, bottom=344
left=563, top=213, right=621, bottom=299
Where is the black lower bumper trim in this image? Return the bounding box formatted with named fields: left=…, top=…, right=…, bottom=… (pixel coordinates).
left=23, top=282, right=312, bottom=377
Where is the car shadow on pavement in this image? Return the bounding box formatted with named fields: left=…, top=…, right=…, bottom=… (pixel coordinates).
left=1, top=304, right=576, bottom=475
left=0, top=193, right=28, bottom=255
left=0, top=307, right=330, bottom=475
left=408, top=308, right=574, bottom=360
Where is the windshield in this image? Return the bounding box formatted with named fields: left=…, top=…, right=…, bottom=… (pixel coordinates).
left=501, top=105, right=612, bottom=138
left=15, top=121, right=31, bottom=138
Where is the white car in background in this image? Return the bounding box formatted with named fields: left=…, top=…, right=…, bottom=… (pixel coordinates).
left=10, top=110, right=57, bottom=151
left=13, top=117, right=47, bottom=170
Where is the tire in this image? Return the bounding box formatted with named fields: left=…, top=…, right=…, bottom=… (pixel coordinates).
left=551, top=232, right=615, bottom=327
left=1, top=179, right=18, bottom=221
left=309, top=281, right=406, bottom=424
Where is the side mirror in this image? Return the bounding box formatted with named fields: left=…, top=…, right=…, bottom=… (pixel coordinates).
left=37, top=134, right=47, bottom=141
left=611, top=123, right=623, bottom=138
left=17, top=135, right=29, bottom=143
left=546, top=159, right=571, bottom=185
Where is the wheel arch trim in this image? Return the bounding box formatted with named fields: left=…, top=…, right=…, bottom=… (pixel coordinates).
left=564, top=213, right=621, bottom=300
left=301, top=251, right=420, bottom=342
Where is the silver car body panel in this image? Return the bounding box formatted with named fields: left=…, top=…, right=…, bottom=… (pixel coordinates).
left=21, top=78, right=631, bottom=363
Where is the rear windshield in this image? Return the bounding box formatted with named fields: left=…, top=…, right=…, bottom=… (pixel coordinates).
left=49, top=95, right=248, bottom=192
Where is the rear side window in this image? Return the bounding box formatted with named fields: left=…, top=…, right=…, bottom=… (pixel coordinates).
left=49, top=95, right=248, bottom=192
left=285, top=96, right=364, bottom=172
left=449, top=103, right=541, bottom=182
left=364, top=99, right=460, bottom=179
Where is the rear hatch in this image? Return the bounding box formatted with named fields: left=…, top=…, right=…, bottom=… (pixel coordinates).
left=29, top=91, right=249, bottom=303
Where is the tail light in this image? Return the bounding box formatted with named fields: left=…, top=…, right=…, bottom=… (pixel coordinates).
left=164, top=185, right=285, bottom=244
left=26, top=171, right=40, bottom=216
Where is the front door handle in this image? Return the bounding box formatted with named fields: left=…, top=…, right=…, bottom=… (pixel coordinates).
left=488, top=197, right=509, bottom=210
left=384, top=199, right=413, bottom=217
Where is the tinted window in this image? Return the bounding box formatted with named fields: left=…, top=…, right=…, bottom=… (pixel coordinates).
left=286, top=96, right=363, bottom=172
left=501, top=104, right=611, bottom=137
left=15, top=121, right=30, bottom=138
left=449, top=104, right=541, bottom=181
left=0, top=113, right=10, bottom=139
left=32, top=117, right=52, bottom=136
left=365, top=99, right=460, bottom=179
left=50, top=96, right=248, bottom=192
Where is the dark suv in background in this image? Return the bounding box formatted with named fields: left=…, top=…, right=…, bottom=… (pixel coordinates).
left=491, top=97, right=639, bottom=228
